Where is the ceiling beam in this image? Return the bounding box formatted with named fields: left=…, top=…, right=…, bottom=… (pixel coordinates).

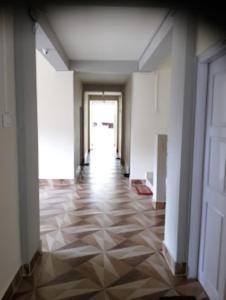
left=83, top=84, right=124, bottom=92
left=138, top=10, right=174, bottom=71
left=70, top=60, right=138, bottom=74
left=35, top=12, right=69, bottom=71
left=89, top=95, right=119, bottom=101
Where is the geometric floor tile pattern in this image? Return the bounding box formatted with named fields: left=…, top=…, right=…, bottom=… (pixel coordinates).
left=14, top=150, right=209, bottom=299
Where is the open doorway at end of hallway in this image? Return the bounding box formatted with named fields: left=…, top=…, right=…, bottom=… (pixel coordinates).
left=89, top=100, right=118, bottom=158
left=83, top=91, right=123, bottom=166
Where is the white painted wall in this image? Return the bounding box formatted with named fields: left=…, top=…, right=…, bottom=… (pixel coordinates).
left=36, top=51, right=74, bottom=179
left=74, top=73, right=82, bottom=174
left=154, top=58, right=171, bottom=135
left=0, top=130, right=21, bottom=298
left=164, top=14, right=197, bottom=264
left=129, top=63, right=171, bottom=180
left=14, top=8, right=40, bottom=265
left=123, top=75, right=133, bottom=173
left=130, top=72, right=155, bottom=179
left=0, top=9, right=21, bottom=297
left=152, top=59, right=171, bottom=201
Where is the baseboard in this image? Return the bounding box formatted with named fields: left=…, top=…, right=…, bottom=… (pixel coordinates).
left=22, top=249, right=42, bottom=276
left=1, top=267, right=23, bottom=300
left=120, top=158, right=125, bottom=166
left=152, top=201, right=166, bottom=210
left=2, top=249, right=42, bottom=300
left=162, top=242, right=187, bottom=276
left=84, top=151, right=89, bottom=164
left=75, top=165, right=81, bottom=182
left=122, top=163, right=130, bottom=176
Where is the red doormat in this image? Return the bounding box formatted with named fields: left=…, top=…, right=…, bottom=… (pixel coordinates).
left=135, top=184, right=153, bottom=196
left=132, top=179, right=143, bottom=185
left=131, top=179, right=145, bottom=186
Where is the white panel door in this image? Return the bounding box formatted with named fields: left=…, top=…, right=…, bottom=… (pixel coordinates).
left=199, top=54, right=226, bottom=300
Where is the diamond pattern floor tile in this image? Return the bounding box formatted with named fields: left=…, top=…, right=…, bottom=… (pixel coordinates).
left=14, top=152, right=208, bottom=300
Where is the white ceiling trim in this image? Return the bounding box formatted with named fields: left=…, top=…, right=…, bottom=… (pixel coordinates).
left=138, top=10, right=174, bottom=71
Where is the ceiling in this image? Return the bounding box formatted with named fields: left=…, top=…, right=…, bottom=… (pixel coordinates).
left=45, top=6, right=167, bottom=61
left=41, top=6, right=169, bottom=84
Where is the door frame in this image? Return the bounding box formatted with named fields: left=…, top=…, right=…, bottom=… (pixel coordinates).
left=87, top=96, right=122, bottom=156
left=188, top=40, right=226, bottom=278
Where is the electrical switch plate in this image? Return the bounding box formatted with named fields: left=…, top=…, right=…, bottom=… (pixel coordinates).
left=2, top=112, right=15, bottom=128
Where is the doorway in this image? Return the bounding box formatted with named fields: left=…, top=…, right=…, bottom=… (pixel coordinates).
left=83, top=91, right=123, bottom=165
left=189, top=44, right=226, bottom=300
left=89, top=100, right=118, bottom=155
left=198, top=53, right=226, bottom=300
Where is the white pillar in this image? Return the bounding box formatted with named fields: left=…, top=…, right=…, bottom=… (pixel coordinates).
left=14, top=9, right=40, bottom=265
left=164, top=12, right=196, bottom=269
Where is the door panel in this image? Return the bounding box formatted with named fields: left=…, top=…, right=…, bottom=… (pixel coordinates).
left=199, top=54, right=226, bottom=300
left=208, top=137, right=226, bottom=193
left=212, top=72, right=226, bottom=126
left=202, top=203, right=224, bottom=289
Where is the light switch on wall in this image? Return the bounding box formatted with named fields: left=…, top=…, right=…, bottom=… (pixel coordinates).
left=2, top=112, right=15, bottom=128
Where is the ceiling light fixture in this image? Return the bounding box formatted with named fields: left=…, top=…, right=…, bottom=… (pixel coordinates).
left=41, top=48, right=49, bottom=55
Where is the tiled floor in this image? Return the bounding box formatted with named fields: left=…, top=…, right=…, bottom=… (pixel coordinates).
left=15, top=150, right=208, bottom=299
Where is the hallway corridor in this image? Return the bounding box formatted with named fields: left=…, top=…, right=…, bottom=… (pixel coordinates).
left=15, top=152, right=208, bottom=299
